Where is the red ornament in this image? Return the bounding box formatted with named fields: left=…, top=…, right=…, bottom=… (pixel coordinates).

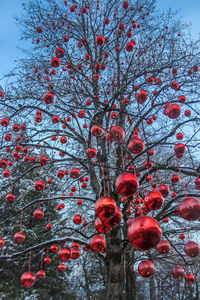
left=46, top=223, right=53, bottom=230
left=90, top=235, right=106, bottom=252
left=125, top=42, right=134, bottom=52
left=33, top=208, right=44, bottom=220
left=95, top=197, right=117, bottom=220
left=110, top=126, right=125, bottom=142
left=91, top=125, right=103, bottom=136
left=14, top=232, right=25, bottom=244
left=58, top=264, right=66, bottom=271
left=157, top=184, right=169, bottom=198
left=127, top=216, right=162, bottom=251
left=70, top=167, right=81, bottom=179
left=185, top=273, right=195, bottom=284
left=0, top=238, right=5, bottom=248
left=71, top=247, right=81, bottom=260
left=166, top=104, right=181, bottom=119
left=96, top=36, right=105, bottom=46
left=128, top=137, right=145, bottom=154
left=50, top=244, right=58, bottom=253
left=37, top=270, right=46, bottom=279
left=73, top=214, right=83, bottom=225
left=115, top=172, right=139, bottom=196
left=58, top=247, right=71, bottom=261
left=103, top=207, right=122, bottom=227
left=178, top=95, right=186, bottom=103
left=184, top=241, right=199, bottom=257
left=20, top=272, right=36, bottom=288
left=55, top=47, right=65, bottom=58
left=156, top=240, right=170, bottom=254
left=174, top=143, right=186, bottom=158
left=95, top=217, right=112, bottom=234
left=179, top=197, right=200, bottom=221
left=44, top=257, right=51, bottom=264
left=171, top=174, right=180, bottom=183
left=136, top=90, right=148, bottom=104
left=7, top=193, right=15, bottom=202
left=172, top=265, right=185, bottom=279
left=34, top=180, right=45, bottom=191
left=43, top=92, right=54, bottom=104
left=86, top=148, right=97, bottom=158
left=144, top=190, right=164, bottom=210
left=50, top=57, right=61, bottom=68
left=138, top=260, right=155, bottom=277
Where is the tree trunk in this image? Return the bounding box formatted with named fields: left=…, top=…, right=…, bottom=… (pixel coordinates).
left=105, top=227, right=127, bottom=300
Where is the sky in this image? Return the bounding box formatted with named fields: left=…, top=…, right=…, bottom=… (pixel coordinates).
left=0, top=0, right=200, bottom=85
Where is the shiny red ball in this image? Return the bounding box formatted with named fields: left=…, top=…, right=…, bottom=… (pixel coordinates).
left=95, top=197, right=117, bottom=220
left=138, top=260, right=155, bottom=277
left=174, top=143, right=186, bottom=158
left=179, top=197, right=200, bottom=221
left=184, top=241, right=199, bottom=257
left=110, top=126, right=125, bottom=142
left=71, top=247, right=81, bottom=260
left=73, top=214, right=83, bottom=225
left=127, top=216, right=162, bottom=251
left=115, top=172, right=139, bottom=196
left=37, top=270, right=46, bottom=279
left=128, top=137, right=145, bottom=154
left=95, top=217, right=112, bottom=234
left=70, top=167, right=81, bottom=179
left=144, top=190, right=164, bottom=210
left=90, top=235, right=106, bottom=252
left=103, top=207, right=122, bottom=228
left=58, top=264, right=66, bottom=272
left=58, top=247, right=71, bottom=261
left=156, top=240, right=170, bottom=254
left=166, top=104, right=181, bottom=119
left=172, top=265, right=185, bottom=279
left=20, top=272, right=36, bottom=288
left=157, top=184, right=170, bottom=198
left=33, top=208, right=44, bottom=220
left=185, top=273, right=195, bottom=284
left=14, top=232, right=25, bottom=244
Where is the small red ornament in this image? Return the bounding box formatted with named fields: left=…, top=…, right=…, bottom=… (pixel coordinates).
left=171, top=174, right=180, bottom=183
left=157, top=184, right=170, bottom=198
left=14, top=232, right=25, bottom=244
left=50, top=244, right=58, bottom=253
left=185, top=273, right=195, bottom=284
left=172, top=265, right=185, bottom=279
left=86, top=148, right=97, bottom=158
left=128, top=137, right=145, bottom=154
left=144, top=190, right=164, bottom=210
left=96, top=36, right=105, bottom=46
left=90, top=235, right=106, bottom=252
left=115, top=172, right=139, bottom=196
left=33, top=208, right=44, bottom=220
left=20, top=272, right=36, bottom=288
left=138, top=260, right=155, bottom=277
left=174, top=143, right=186, bottom=158
left=7, top=193, right=15, bottom=202
left=58, top=264, right=66, bottom=271
left=166, top=104, right=181, bottom=119
left=156, top=240, right=170, bottom=254
left=184, top=241, right=199, bottom=257
left=91, top=125, right=103, bottom=136
left=110, top=126, right=125, bottom=142
left=179, top=197, right=200, bottom=221
left=70, top=168, right=81, bottom=179
left=50, top=57, right=61, bottom=68
left=95, top=197, right=117, bottom=220
left=73, top=214, right=83, bottom=225
left=127, top=216, right=162, bottom=251
left=37, top=270, right=46, bottom=279
left=0, top=238, right=5, bottom=248
left=34, top=180, right=45, bottom=191
left=58, top=247, right=71, bottom=261
left=44, top=257, right=51, bottom=264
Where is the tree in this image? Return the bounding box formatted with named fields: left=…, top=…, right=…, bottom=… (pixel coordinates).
left=0, top=0, right=200, bottom=299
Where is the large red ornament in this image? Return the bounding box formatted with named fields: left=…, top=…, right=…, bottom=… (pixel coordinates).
left=185, top=273, right=195, bottom=284
left=127, top=216, right=162, bottom=251
left=37, top=270, right=46, bottom=279
left=179, top=197, right=200, bottom=221
left=110, top=126, right=125, bottom=142
left=14, top=232, right=25, bottom=244
left=91, top=125, right=103, bottom=136
left=128, top=137, right=145, bottom=154
left=138, top=260, right=155, bottom=277
left=33, top=208, right=44, bottom=220
left=156, top=240, right=170, bottom=254
left=70, top=167, right=81, bottom=179
left=20, top=272, right=36, bottom=288
left=174, top=143, right=186, bottom=158
left=172, top=265, right=185, bottom=279
left=115, top=172, right=139, bottom=196
left=184, top=241, right=199, bottom=257
left=58, top=247, right=71, bottom=261
left=94, top=217, right=112, bottom=234
left=103, top=207, right=122, bottom=227
left=144, top=190, right=164, bottom=210
left=166, top=104, right=181, bottom=119
left=157, top=184, right=170, bottom=198
left=95, top=197, right=117, bottom=220
left=71, top=247, right=81, bottom=260
left=90, top=235, right=106, bottom=252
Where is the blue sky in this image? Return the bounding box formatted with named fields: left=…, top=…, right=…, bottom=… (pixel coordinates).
left=0, top=0, right=200, bottom=83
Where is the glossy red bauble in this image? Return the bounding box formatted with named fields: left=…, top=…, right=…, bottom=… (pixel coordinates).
left=46, top=223, right=53, bottom=230
left=166, top=104, right=181, bottom=119
left=71, top=247, right=81, bottom=260
left=128, top=137, right=145, bottom=154
left=50, top=244, right=58, bottom=253
left=95, top=197, right=117, bottom=220
left=103, top=207, right=122, bottom=228
left=20, top=272, right=36, bottom=288
left=136, top=90, right=148, bottom=104
left=50, top=57, right=61, bottom=68
left=58, top=247, right=71, bottom=261
left=172, top=265, right=185, bottom=279
left=90, top=235, right=106, bottom=252
left=7, top=193, right=15, bottom=202
left=95, top=217, right=112, bottom=234
left=37, top=270, right=46, bottom=279
left=73, top=214, right=83, bottom=225
left=174, top=143, right=186, bottom=158
left=91, top=125, right=103, bottom=136
left=171, top=174, right=180, bottom=183
left=70, top=167, right=81, bottom=179
left=58, top=264, right=66, bottom=271
left=127, top=216, right=162, bottom=251
left=44, top=257, right=51, bottom=264
left=125, top=42, right=134, bottom=52
left=157, top=184, right=169, bottom=198
left=14, top=232, right=25, bottom=244
left=179, top=197, right=200, bottom=221
left=33, top=208, right=44, bottom=220
left=34, top=180, right=45, bottom=191
left=86, top=148, right=97, bottom=158
left=138, top=260, right=155, bottom=277
left=96, top=36, right=105, bottom=46
left=55, top=47, right=65, bottom=58
left=0, top=238, right=5, bottom=248
left=144, top=190, right=164, bottom=210
left=110, top=126, right=125, bottom=142
left=185, top=273, right=195, bottom=284
left=43, top=92, right=54, bottom=104
left=184, top=241, right=199, bottom=257
left=122, top=1, right=129, bottom=9
left=115, top=172, right=139, bottom=196
left=156, top=240, right=170, bottom=254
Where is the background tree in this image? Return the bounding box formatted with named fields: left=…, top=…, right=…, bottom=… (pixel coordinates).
left=0, top=0, right=199, bottom=299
